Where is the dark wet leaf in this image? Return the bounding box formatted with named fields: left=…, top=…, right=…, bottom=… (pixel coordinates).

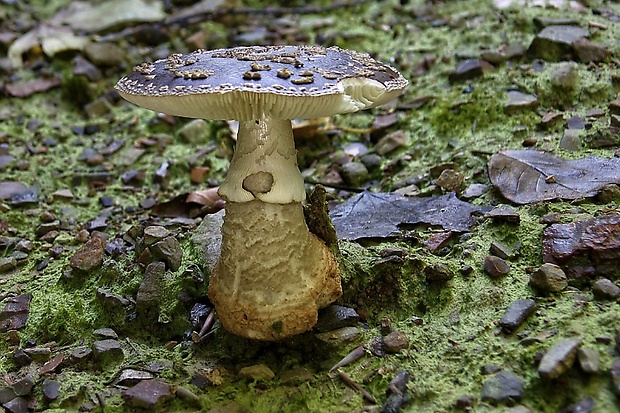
left=488, top=150, right=620, bottom=204
left=329, top=192, right=490, bottom=241
left=5, top=77, right=61, bottom=97
left=150, top=188, right=224, bottom=218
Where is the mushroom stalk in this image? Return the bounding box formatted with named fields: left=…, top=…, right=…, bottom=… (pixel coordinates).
left=210, top=116, right=341, bottom=340
left=218, top=118, right=306, bottom=204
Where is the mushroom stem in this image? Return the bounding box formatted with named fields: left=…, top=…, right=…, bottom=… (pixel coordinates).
left=211, top=116, right=341, bottom=340
left=218, top=118, right=306, bottom=204
left=209, top=200, right=341, bottom=340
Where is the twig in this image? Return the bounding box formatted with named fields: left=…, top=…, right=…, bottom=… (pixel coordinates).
left=97, top=0, right=371, bottom=42
left=329, top=345, right=365, bottom=372
left=337, top=369, right=377, bottom=404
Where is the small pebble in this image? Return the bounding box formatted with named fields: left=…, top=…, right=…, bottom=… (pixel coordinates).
left=383, top=331, right=410, bottom=353
left=484, top=255, right=510, bottom=277
left=591, top=278, right=620, bottom=300
left=529, top=263, right=567, bottom=293
left=577, top=347, right=599, bottom=374
left=42, top=379, right=61, bottom=402
left=315, top=305, right=360, bottom=332
left=500, top=299, right=536, bottom=332
left=481, top=371, right=524, bottom=403
left=238, top=364, right=275, bottom=381
left=123, top=380, right=173, bottom=409
left=611, top=359, right=620, bottom=397
left=538, top=337, right=582, bottom=379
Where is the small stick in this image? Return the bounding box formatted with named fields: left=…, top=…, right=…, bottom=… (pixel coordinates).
left=329, top=345, right=365, bottom=372
left=198, top=308, right=216, bottom=338
left=337, top=369, right=377, bottom=405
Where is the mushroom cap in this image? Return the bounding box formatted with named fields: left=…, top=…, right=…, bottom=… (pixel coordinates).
left=115, top=45, right=408, bottom=121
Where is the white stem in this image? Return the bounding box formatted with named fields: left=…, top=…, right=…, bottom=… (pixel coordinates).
left=218, top=118, right=306, bottom=204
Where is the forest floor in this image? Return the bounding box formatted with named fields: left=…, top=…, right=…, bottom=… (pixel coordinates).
left=1, top=0, right=620, bottom=412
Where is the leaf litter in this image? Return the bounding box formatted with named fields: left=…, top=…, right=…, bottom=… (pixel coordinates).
left=330, top=192, right=491, bottom=240
left=488, top=149, right=620, bottom=204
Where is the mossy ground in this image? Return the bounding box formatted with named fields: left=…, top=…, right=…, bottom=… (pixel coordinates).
left=1, top=0, right=620, bottom=412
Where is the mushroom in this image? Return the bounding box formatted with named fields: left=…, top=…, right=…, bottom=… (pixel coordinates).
left=115, top=45, right=408, bottom=340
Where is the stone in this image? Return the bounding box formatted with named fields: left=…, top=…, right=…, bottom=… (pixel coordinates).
left=559, top=129, right=581, bottom=151
left=70, top=236, right=104, bottom=272
left=374, top=130, right=407, bottom=155
left=538, top=337, right=582, bottom=379
left=92, top=339, right=124, bottom=365
left=0, top=293, right=32, bottom=333
left=0, top=387, right=17, bottom=404
left=280, top=368, right=313, bottom=385
left=143, top=226, right=171, bottom=248
left=238, top=364, right=275, bottom=381
left=591, top=278, right=620, bottom=300
left=577, top=348, right=599, bottom=374
left=573, top=38, right=610, bottom=63
left=315, top=305, right=360, bottom=332
left=483, top=255, right=510, bottom=278
left=543, top=214, right=620, bottom=276
left=70, top=347, right=93, bottom=364
left=39, top=354, right=64, bottom=375
left=115, top=369, right=155, bottom=386
left=527, top=25, right=589, bottom=61
left=481, top=371, right=524, bottom=403
left=84, top=42, right=125, bottom=66
left=559, top=397, right=595, bottom=413
left=484, top=205, right=520, bottom=223
left=96, top=288, right=132, bottom=309
left=315, top=326, right=362, bottom=344
left=611, top=359, right=620, bottom=397
left=150, top=237, right=183, bottom=271
left=2, top=397, right=29, bottom=413
left=505, top=91, right=538, bottom=113
left=93, top=327, right=118, bottom=339
left=339, top=161, right=369, bottom=187
left=383, top=330, right=410, bottom=353
left=530, top=263, right=568, bottom=293
left=137, top=261, right=165, bottom=315
left=489, top=241, right=512, bottom=260
left=0, top=257, right=17, bottom=273
left=424, top=263, right=454, bottom=283
left=499, top=299, right=536, bottom=332
left=22, top=347, right=51, bottom=361
left=123, top=380, right=173, bottom=409
left=435, top=169, right=464, bottom=193
left=83, top=97, right=112, bottom=118
left=178, top=119, right=210, bottom=144
left=461, top=183, right=489, bottom=200
left=11, top=376, right=34, bottom=396
left=42, top=379, right=61, bottom=402
left=448, top=59, right=493, bottom=82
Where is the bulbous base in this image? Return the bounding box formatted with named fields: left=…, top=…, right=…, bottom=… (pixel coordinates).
left=208, top=200, right=342, bottom=340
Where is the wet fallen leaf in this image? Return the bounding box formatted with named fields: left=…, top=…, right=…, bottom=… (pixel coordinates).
left=8, top=25, right=89, bottom=68
left=51, top=0, right=166, bottom=33
left=329, top=192, right=490, bottom=241
left=6, top=77, right=61, bottom=98
left=488, top=150, right=620, bottom=204
left=186, top=187, right=224, bottom=209
left=151, top=188, right=224, bottom=218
